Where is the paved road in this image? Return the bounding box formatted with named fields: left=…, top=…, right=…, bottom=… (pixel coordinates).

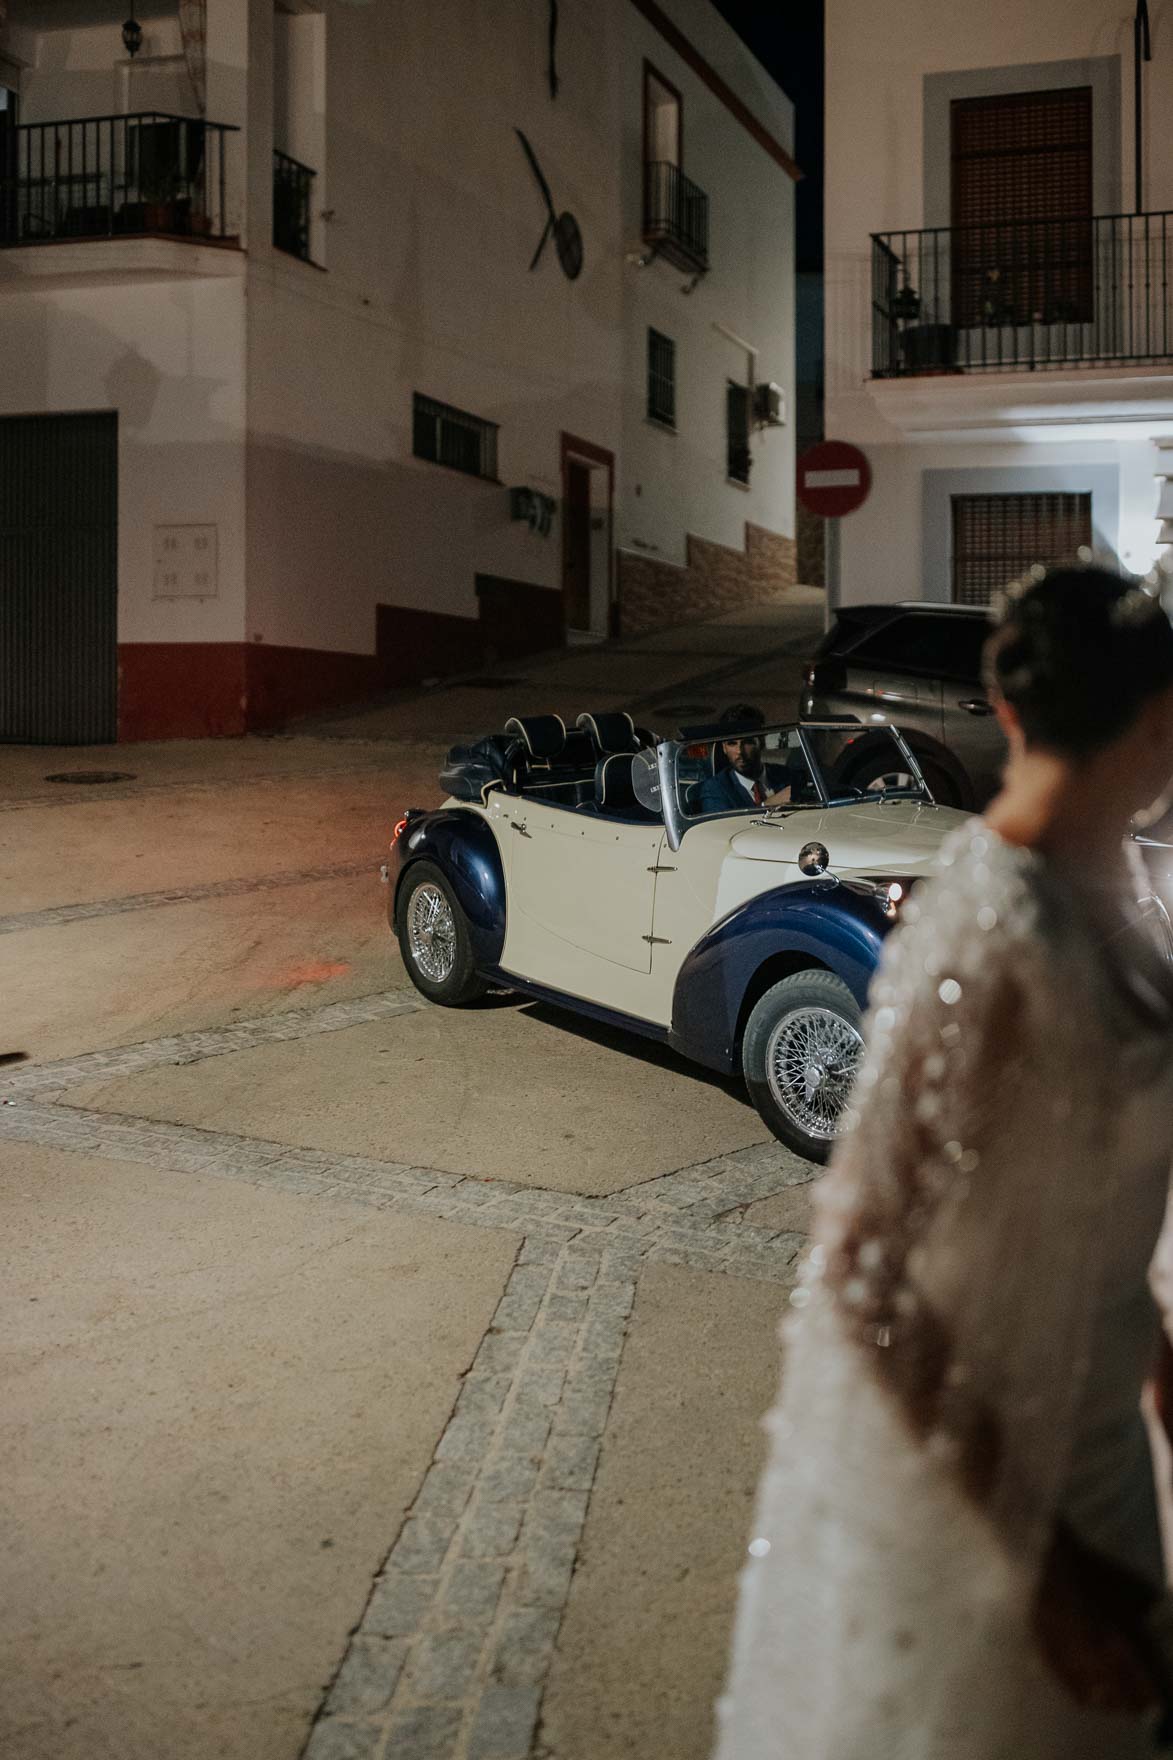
left=0, top=592, right=825, bottom=1760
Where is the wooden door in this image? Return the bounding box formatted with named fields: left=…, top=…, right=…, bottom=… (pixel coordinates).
left=564, top=460, right=592, bottom=629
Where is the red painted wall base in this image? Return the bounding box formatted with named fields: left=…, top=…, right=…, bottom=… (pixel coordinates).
left=116, top=582, right=563, bottom=739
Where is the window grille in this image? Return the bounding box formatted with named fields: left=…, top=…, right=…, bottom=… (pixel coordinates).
left=647, top=328, right=676, bottom=426
left=726, top=381, right=750, bottom=483
left=412, top=394, right=498, bottom=481
left=951, top=87, right=1093, bottom=328
left=950, top=491, right=1092, bottom=607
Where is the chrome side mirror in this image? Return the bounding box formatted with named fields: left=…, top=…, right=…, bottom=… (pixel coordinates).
left=798, top=841, right=830, bottom=877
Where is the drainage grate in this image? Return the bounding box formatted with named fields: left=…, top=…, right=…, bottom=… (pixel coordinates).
left=44, top=770, right=137, bottom=785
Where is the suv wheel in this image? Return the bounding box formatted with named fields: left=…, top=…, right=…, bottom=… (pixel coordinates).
left=398, top=861, right=489, bottom=1006
left=845, top=747, right=960, bottom=807
left=742, top=971, right=864, bottom=1164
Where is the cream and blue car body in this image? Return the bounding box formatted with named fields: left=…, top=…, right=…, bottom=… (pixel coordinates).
left=387, top=712, right=969, bottom=1162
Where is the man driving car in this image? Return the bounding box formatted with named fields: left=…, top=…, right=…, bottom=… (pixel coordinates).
left=696, top=704, right=805, bottom=813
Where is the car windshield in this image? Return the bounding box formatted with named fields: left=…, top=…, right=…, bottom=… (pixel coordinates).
left=671, top=722, right=930, bottom=820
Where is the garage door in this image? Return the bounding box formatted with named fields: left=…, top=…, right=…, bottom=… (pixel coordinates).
left=0, top=411, right=118, bottom=743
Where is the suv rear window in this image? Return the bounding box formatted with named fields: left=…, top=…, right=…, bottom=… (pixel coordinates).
left=850, top=612, right=990, bottom=681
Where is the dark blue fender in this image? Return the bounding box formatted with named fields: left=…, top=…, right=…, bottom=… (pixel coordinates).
left=388, top=808, right=507, bottom=968
left=668, top=880, right=889, bottom=1076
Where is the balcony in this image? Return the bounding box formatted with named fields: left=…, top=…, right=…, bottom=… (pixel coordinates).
left=272, top=149, right=316, bottom=263
left=643, top=161, right=709, bottom=275
left=0, top=114, right=237, bottom=254
left=872, top=212, right=1172, bottom=380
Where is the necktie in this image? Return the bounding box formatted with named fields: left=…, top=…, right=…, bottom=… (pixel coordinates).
left=753, top=780, right=766, bottom=805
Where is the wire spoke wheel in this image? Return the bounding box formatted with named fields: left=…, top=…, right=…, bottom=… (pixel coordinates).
left=406, top=882, right=457, bottom=984
left=764, top=1005, right=864, bottom=1142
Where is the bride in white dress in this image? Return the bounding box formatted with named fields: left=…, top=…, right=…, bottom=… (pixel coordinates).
left=715, top=566, right=1173, bottom=1759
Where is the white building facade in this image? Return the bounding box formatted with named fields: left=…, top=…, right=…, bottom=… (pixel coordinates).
left=823, top=0, right=1173, bottom=610
left=0, top=0, right=796, bottom=742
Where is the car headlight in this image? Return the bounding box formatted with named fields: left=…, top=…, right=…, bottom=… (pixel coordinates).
left=846, top=875, right=918, bottom=920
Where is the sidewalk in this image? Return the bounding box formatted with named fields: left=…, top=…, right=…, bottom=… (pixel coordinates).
left=291, top=585, right=828, bottom=746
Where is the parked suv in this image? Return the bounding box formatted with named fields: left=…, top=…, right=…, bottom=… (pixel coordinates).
left=799, top=602, right=1003, bottom=808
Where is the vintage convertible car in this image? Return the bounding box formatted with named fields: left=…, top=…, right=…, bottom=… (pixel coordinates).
left=384, top=711, right=970, bottom=1162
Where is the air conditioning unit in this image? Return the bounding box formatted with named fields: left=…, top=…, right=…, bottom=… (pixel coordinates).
left=753, top=381, right=786, bottom=427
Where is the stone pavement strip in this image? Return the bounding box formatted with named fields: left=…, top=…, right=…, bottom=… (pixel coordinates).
left=0, top=858, right=379, bottom=935
left=0, top=990, right=812, bottom=1760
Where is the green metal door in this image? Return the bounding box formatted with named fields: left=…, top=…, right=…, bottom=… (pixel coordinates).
left=0, top=411, right=118, bottom=743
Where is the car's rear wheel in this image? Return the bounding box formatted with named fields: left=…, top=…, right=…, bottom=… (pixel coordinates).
left=742, top=971, right=864, bottom=1164
left=398, top=861, right=488, bottom=1005
left=844, top=747, right=961, bottom=807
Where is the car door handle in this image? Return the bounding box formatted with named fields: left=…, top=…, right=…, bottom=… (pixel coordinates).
left=510, top=820, right=531, bottom=837
left=958, top=699, right=995, bottom=716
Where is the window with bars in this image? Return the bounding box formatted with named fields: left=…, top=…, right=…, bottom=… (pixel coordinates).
left=412, top=393, right=499, bottom=481
left=647, top=328, right=676, bottom=427
left=951, top=491, right=1092, bottom=607
left=726, top=381, right=750, bottom=483
left=951, top=87, right=1093, bottom=328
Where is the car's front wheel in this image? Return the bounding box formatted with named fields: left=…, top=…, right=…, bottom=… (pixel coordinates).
left=742, top=971, right=864, bottom=1164
left=397, top=861, right=489, bottom=1005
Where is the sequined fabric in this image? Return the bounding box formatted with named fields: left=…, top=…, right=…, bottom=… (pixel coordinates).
left=715, top=821, right=1173, bottom=1760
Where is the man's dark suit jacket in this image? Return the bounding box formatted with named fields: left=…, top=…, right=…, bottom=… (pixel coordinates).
left=695, top=763, right=796, bottom=814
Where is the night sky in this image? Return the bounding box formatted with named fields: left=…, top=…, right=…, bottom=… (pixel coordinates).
left=711, top=1, right=824, bottom=270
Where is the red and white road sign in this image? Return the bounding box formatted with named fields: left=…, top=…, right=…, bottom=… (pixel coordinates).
left=796, top=441, right=871, bottom=518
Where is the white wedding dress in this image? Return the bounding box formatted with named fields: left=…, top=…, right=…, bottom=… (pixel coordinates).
left=715, top=822, right=1173, bottom=1759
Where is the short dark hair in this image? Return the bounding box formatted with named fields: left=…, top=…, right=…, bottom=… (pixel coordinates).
left=717, top=703, right=766, bottom=733
left=985, top=565, right=1173, bottom=754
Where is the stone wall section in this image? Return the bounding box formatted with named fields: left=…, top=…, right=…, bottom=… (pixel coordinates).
left=616, top=521, right=797, bottom=639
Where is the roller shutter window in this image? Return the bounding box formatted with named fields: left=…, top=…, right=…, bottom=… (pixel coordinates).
left=951, top=87, right=1093, bottom=329
left=950, top=491, right=1092, bottom=607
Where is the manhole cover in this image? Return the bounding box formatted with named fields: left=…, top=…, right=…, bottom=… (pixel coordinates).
left=44, top=770, right=137, bottom=785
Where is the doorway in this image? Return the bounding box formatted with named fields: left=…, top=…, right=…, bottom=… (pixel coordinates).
left=0, top=412, right=118, bottom=743
left=560, top=433, right=614, bottom=638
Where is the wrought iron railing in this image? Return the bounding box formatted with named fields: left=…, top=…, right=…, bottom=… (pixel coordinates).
left=872, top=211, right=1173, bottom=376
left=272, top=148, right=315, bottom=261
left=643, top=160, right=709, bottom=273
left=0, top=113, right=236, bottom=247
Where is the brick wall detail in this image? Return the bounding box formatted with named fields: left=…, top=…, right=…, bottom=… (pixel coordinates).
left=616, top=521, right=796, bottom=639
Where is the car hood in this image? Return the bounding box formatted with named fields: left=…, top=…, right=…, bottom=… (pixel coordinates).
left=727, top=800, right=971, bottom=874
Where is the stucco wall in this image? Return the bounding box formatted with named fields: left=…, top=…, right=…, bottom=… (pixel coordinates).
left=0, top=274, right=247, bottom=647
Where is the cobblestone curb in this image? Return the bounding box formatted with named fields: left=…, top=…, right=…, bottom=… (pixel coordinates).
left=0, top=990, right=426, bottom=1099
left=0, top=859, right=381, bottom=936
left=305, top=1242, right=636, bottom=1760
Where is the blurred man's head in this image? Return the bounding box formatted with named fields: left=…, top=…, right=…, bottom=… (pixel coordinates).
left=717, top=704, right=766, bottom=778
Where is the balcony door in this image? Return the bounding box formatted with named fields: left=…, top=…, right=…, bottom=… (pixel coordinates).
left=950, top=87, right=1095, bottom=365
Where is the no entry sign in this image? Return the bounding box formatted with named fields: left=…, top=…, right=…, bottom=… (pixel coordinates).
left=797, top=441, right=871, bottom=518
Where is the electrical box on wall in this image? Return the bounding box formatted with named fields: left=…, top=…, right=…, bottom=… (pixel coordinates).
left=753, top=382, right=786, bottom=427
